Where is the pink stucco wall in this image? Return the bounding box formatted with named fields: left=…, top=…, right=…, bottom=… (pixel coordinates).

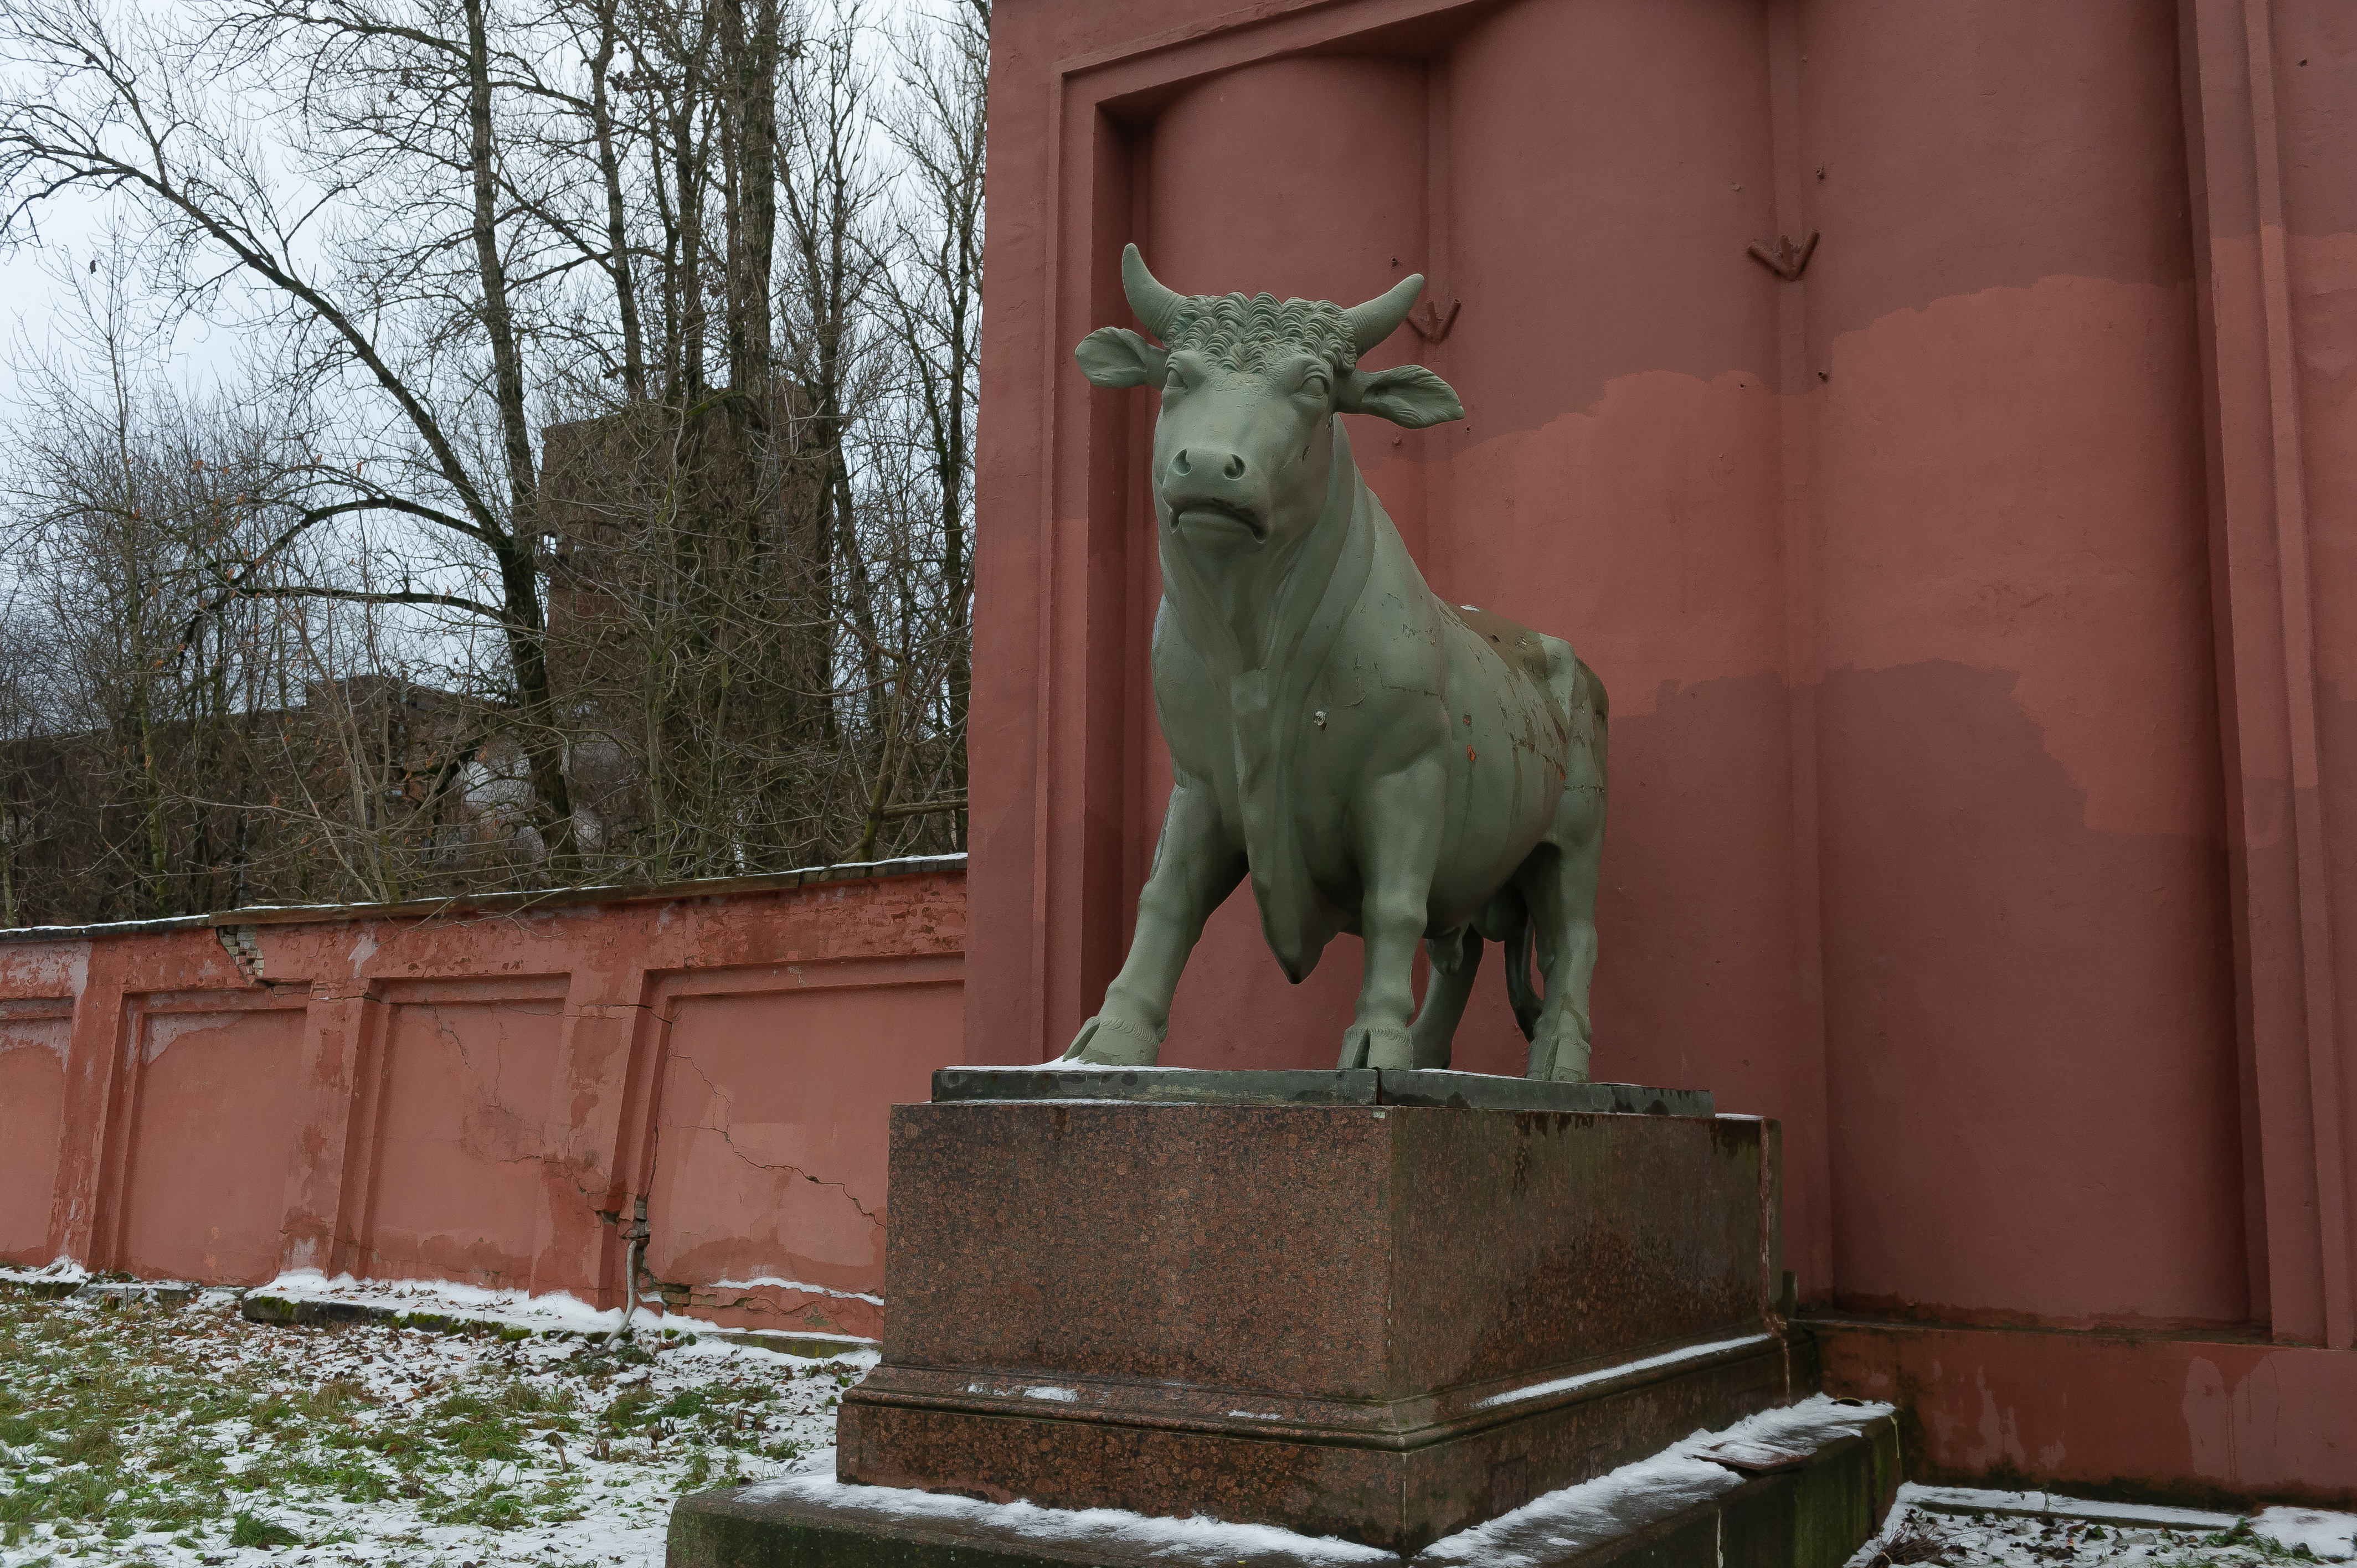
left=963, top=0, right=2356, bottom=1502
left=0, top=861, right=966, bottom=1338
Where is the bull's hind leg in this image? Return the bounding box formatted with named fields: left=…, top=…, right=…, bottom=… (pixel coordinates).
left=1516, top=834, right=1602, bottom=1082
left=1407, top=927, right=1481, bottom=1070
left=1518, top=644, right=1608, bottom=1083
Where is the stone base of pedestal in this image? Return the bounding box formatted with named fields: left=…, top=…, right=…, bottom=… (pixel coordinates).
left=665, top=1402, right=1901, bottom=1568
left=830, top=1071, right=1796, bottom=1552
left=840, top=1331, right=1814, bottom=1551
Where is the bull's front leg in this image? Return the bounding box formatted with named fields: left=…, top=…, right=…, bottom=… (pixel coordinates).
left=1063, top=777, right=1246, bottom=1066
left=1339, top=760, right=1447, bottom=1071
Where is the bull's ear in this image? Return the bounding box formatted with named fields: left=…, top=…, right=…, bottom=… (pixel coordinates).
left=1074, top=327, right=1168, bottom=388
left=1340, top=364, right=1463, bottom=428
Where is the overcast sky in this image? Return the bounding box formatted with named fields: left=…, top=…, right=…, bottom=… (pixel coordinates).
left=3, top=167, right=246, bottom=395
left=1, top=0, right=932, bottom=400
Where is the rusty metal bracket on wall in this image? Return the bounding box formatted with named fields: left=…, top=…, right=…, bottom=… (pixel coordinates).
left=1407, top=297, right=1461, bottom=343
left=1747, top=231, right=1819, bottom=281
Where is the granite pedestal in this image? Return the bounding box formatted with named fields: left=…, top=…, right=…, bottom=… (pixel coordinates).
left=824, top=1069, right=1806, bottom=1555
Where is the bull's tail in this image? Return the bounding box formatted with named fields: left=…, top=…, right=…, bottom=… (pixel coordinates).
left=1577, top=653, right=1609, bottom=766
left=1506, top=917, right=1542, bottom=1041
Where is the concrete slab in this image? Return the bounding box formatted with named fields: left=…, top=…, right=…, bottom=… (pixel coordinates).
left=929, top=1066, right=1712, bottom=1117
left=666, top=1411, right=1900, bottom=1567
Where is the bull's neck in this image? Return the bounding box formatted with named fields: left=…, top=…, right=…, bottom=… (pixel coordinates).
left=1160, top=419, right=1361, bottom=676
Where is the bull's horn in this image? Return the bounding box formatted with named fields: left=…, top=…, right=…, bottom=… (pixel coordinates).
left=1122, top=244, right=1183, bottom=342
left=1344, top=272, right=1425, bottom=354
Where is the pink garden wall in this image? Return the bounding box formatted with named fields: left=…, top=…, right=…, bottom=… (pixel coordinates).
left=0, top=860, right=969, bottom=1340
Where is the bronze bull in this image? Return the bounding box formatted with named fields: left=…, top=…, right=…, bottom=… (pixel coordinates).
left=1063, top=246, right=1608, bottom=1081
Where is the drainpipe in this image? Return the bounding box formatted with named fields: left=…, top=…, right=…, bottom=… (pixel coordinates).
left=619, top=1195, right=650, bottom=1337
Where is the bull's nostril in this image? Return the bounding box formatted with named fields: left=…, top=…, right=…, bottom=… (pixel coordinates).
left=1222, top=454, right=1246, bottom=480
left=1172, top=448, right=1192, bottom=476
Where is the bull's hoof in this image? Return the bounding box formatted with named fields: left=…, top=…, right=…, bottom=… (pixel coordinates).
left=1062, top=1012, right=1161, bottom=1067
left=1531, top=1036, right=1593, bottom=1084
left=1340, top=1023, right=1415, bottom=1071
left=1406, top=1022, right=1455, bottom=1071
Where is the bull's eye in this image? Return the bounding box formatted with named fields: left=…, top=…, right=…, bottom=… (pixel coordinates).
left=1164, top=365, right=1188, bottom=394
left=1299, top=371, right=1330, bottom=400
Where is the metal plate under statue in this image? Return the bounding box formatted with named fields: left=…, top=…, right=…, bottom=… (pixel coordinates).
left=1064, top=246, right=1609, bottom=1082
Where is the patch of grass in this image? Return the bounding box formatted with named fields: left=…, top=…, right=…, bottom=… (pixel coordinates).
left=259, top=1450, right=399, bottom=1504
left=599, top=1389, right=658, bottom=1435
left=357, top=1420, right=432, bottom=1460
left=123, top=1482, right=226, bottom=1532
left=296, top=1378, right=375, bottom=1420
left=143, top=1432, right=230, bottom=1486
left=0, top=1462, right=125, bottom=1524
left=0, top=1284, right=853, bottom=1566
left=55, top=1422, right=119, bottom=1466
left=425, top=1414, right=526, bottom=1464
left=425, top=1479, right=575, bottom=1531
left=227, top=1511, right=301, bottom=1549
left=654, top=1386, right=712, bottom=1421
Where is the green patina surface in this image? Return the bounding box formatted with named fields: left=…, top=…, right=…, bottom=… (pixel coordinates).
left=1063, top=246, right=1609, bottom=1084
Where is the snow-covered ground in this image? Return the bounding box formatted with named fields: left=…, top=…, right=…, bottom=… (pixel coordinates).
left=5, top=1278, right=2351, bottom=1568
left=1849, top=1487, right=2357, bottom=1566
left=0, top=1282, right=856, bottom=1568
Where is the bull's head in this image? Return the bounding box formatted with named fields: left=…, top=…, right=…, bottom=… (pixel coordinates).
left=1075, top=245, right=1463, bottom=554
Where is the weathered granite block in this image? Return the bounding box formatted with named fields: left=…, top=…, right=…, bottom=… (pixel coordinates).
left=671, top=1409, right=1896, bottom=1568
left=836, top=1089, right=1799, bottom=1553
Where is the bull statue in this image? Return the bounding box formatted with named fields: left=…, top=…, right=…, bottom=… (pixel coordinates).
left=1063, top=246, right=1609, bottom=1082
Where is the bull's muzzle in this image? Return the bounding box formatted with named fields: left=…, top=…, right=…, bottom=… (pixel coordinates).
left=1162, top=447, right=1268, bottom=542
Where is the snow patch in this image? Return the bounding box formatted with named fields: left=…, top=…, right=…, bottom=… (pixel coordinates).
left=1852, top=1491, right=2357, bottom=1567
left=742, top=1455, right=1396, bottom=1565
left=702, top=1275, right=884, bottom=1306
left=1900, top=1483, right=2240, bottom=1530
left=1421, top=1396, right=1892, bottom=1566
left=0, top=1256, right=90, bottom=1286
left=2255, top=1507, right=2357, bottom=1561
left=253, top=1270, right=877, bottom=1361
left=1473, top=1332, right=1775, bottom=1411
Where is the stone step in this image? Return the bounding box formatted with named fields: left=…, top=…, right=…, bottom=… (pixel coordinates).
left=238, top=1290, right=873, bottom=1360
left=665, top=1406, right=1900, bottom=1567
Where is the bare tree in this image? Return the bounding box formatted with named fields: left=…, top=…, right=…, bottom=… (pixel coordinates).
left=0, top=0, right=986, bottom=921
left=864, top=0, right=982, bottom=849
left=0, top=0, right=585, bottom=863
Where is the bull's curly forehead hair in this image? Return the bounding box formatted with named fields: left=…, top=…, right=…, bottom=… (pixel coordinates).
left=1161, top=293, right=1360, bottom=374
left=1121, top=246, right=1426, bottom=376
